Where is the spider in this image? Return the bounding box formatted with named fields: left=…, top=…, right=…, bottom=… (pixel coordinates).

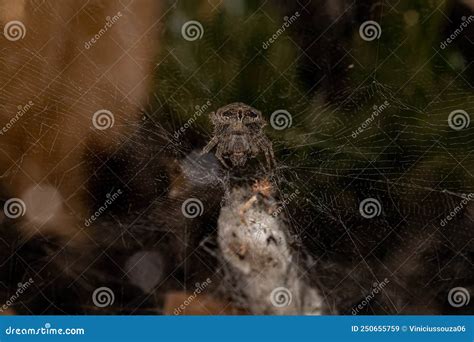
left=200, top=102, right=276, bottom=169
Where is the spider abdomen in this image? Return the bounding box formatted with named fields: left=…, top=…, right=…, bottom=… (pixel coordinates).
left=225, top=135, right=251, bottom=166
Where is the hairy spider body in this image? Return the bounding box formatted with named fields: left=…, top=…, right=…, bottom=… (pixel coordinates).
left=201, top=102, right=276, bottom=169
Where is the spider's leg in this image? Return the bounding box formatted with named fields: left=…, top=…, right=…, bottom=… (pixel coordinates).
left=268, top=142, right=276, bottom=166
left=200, top=136, right=218, bottom=155
left=215, top=145, right=230, bottom=168
left=256, top=140, right=272, bottom=171
left=217, top=154, right=230, bottom=168
left=257, top=137, right=276, bottom=169
left=264, top=138, right=276, bottom=167
left=264, top=149, right=273, bottom=170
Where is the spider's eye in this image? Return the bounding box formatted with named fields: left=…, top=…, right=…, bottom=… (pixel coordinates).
left=246, top=111, right=258, bottom=118
left=222, top=111, right=233, bottom=118
left=246, top=122, right=260, bottom=130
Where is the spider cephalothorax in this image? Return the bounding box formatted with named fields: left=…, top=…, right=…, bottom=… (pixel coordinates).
left=201, top=102, right=276, bottom=169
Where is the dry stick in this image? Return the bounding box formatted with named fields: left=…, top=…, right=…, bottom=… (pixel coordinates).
left=217, top=186, right=325, bottom=315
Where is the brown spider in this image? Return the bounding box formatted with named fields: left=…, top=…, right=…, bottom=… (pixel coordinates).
left=200, top=102, right=276, bottom=169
